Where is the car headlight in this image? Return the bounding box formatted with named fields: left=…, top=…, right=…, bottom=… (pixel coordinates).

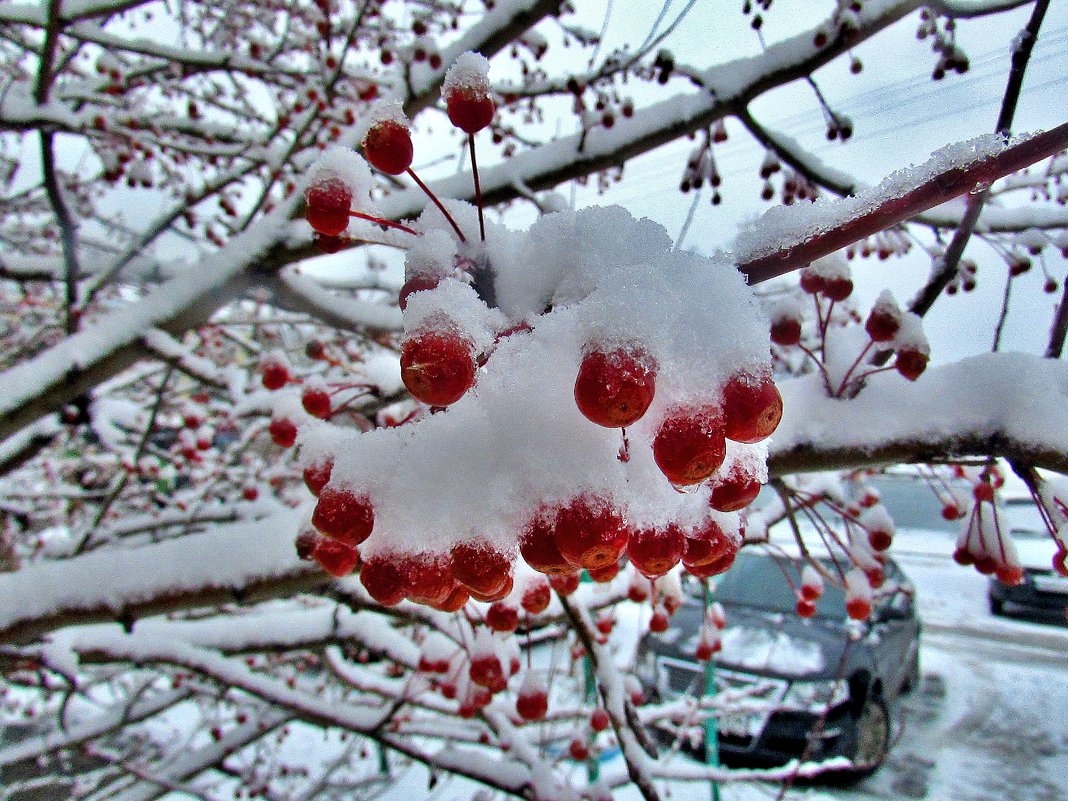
left=781, top=678, right=849, bottom=712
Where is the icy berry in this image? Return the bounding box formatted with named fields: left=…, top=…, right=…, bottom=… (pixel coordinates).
left=652, top=406, right=726, bottom=485
left=520, top=512, right=573, bottom=575
left=770, top=317, right=802, bottom=346
left=401, top=330, right=476, bottom=407
left=398, top=274, right=442, bottom=310
left=895, top=349, right=928, bottom=381
left=590, top=708, right=610, bottom=732
left=269, top=417, right=298, bottom=448
left=587, top=560, right=621, bottom=583
left=486, top=602, right=520, bottom=632
left=360, top=556, right=407, bottom=606
left=573, top=345, right=657, bottom=428
left=521, top=580, right=552, bottom=614
left=626, top=525, right=685, bottom=578
left=446, top=87, right=496, bottom=133
left=312, top=486, right=375, bottom=546
left=311, top=537, right=361, bottom=578
left=516, top=687, right=548, bottom=721
left=305, top=177, right=352, bottom=237
left=846, top=597, right=872, bottom=620
left=362, top=120, right=413, bottom=175
left=469, top=654, right=504, bottom=689
left=261, top=360, right=290, bottom=391
left=722, top=372, right=783, bottom=444
left=553, top=495, right=629, bottom=570
left=868, top=528, right=893, bottom=552
left=450, top=540, right=512, bottom=596
left=301, top=387, right=331, bottom=419
left=429, top=584, right=470, bottom=612
left=468, top=573, right=513, bottom=603
left=710, top=465, right=762, bottom=512
left=303, top=458, right=333, bottom=496
left=398, top=553, right=455, bottom=606
left=796, top=598, right=817, bottom=618
left=548, top=572, right=580, bottom=596
left=865, top=307, right=900, bottom=342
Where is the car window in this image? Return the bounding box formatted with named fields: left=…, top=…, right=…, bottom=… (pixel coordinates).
left=705, top=551, right=847, bottom=619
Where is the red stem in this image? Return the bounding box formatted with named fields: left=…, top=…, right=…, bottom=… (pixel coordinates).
left=405, top=168, right=467, bottom=243
left=468, top=134, right=486, bottom=242
left=348, top=210, right=419, bottom=237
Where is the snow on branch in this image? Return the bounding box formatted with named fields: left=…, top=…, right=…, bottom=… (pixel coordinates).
left=770, top=352, right=1068, bottom=476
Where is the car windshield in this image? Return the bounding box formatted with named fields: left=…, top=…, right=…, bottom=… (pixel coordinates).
left=707, top=551, right=848, bottom=619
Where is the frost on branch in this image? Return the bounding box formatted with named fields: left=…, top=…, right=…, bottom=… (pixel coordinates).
left=295, top=203, right=779, bottom=598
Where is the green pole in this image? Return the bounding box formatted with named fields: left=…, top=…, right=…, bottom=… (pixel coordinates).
left=703, top=586, right=721, bottom=801
left=579, top=569, right=600, bottom=783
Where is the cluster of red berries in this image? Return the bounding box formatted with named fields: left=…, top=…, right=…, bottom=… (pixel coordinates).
left=951, top=476, right=1025, bottom=586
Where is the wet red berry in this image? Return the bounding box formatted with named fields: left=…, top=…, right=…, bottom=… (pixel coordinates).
left=303, top=458, right=333, bottom=496
left=401, top=331, right=476, bottom=406
left=311, top=537, right=361, bottom=578
left=301, top=387, right=331, bottom=419
left=305, top=178, right=352, bottom=237
left=312, top=486, right=375, bottom=546
left=722, top=373, right=782, bottom=444
left=652, top=406, right=726, bottom=485
left=486, top=602, right=520, bottom=632
left=626, top=525, right=684, bottom=578
left=553, top=495, right=629, bottom=570
left=363, top=120, right=413, bottom=175
left=398, top=274, right=442, bottom=310
left=360, top=556, right=407, bottom=606
left=446, top=87, right=496, bottom=133
left=268, top=417, right=298, bottom=448
left=573, top=345, right=657, bottom=428
left=520, top=513, right=573, bottom=575
left=521, top=579, right=552, bottom=614
left=516, top=688, right=548, bottom=721
left=261, top=361, right=289, bottom=391
left=710, top=465, right=762, bottom=512
left=895, top=349, right=928, bottom=381
left=450, top=540, right=512, bottom=596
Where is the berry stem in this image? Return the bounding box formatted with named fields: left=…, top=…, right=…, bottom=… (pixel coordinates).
left=347, top=210, right=419, bottom=237
left=468, top=134, right=486, bottom=242
left=405, top=168, right=467, bottom=243
left=833, top=340, right=873, bottom=397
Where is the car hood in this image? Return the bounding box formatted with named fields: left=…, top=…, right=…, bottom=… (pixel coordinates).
left=648, top=602, right=853, bottom=681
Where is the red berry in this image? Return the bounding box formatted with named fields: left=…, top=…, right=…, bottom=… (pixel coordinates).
left=446, top=87, right=496, bottom=133
left=312, top=486, right=375, bottom=546
left=648, top=611, right=669, bottom=632
left=301, top=387, right=331, bottom=419
left=941, top=504, right=961, bottom=521
left=360, top=556, right=407, bottom=606
left=401, top=331, right=476, bottom=406
left=521, top=580, right=552, bottom=614
left=652, top=406, right=726, bottom=485
left=722, top=373, right=783, bottom=444
left=796, top=598, right=817, bottom=618
left=895, top=349, right=928, bottom=381
left=822, top=276, right=854, bottom=301
left=1053, top=547, right=1068, bottom=578
left=363, top=120, right=413, bottom=175
left=311, top=537, right=361, bottom=577
left=994, top=564, right=1024, bottom=586
left=303, top=458, right=333, bottom=496
left=450, top=540, right=512, bottom=596
left=799, top=270, right=825, bottom=294
left=469, top=654, right=504, bottom=688
left=573, top=345, right=657, bottom=428
left=590, top=708, right=610, bottom=732
left=516, top=688, right=548, bottom=721
left=799, top=583, right=821, bottom=602
left=952, top=546, right=975, bottom=566
left=681, top=535, right=737, bottom=577
left=305, top=178, right=352, bottom=237
left=429, top=583, right=470, bottom=612
left=398, top=274, right=442, bottom=310
left=865, top=308, right=900, bottom=342
left=469, top=573, right=513, bottom=603
left=695, top=640, right=715, bottom=660
left=770, top=317, right=802, bottom=346
left=486, top=602, right=520, bottom=632
left=710, top=466, right=762, bottom=512
left=626, top=525, right=684, bottom=578
left=520, top=513, right=573, bottom=575
left=262, top=362, right=289, bottom=391
left=548, top=572, right=580, bottom=596
left=553, top=495, right=629, bottom=570
left=586, top=560, right=621, bottom=583
left=294, top=528, right=319, bottom=560
left=973, top=483, right=995, bottom=503
left=242, top=486, right=258, bottom=501
left=868, top=529, right=893, bottom=552
left=974, top=556, right=997, bottom=575
left=268, top=417, right=298, bottom=448
left=569, top=738, right=589, bottom=761
left=398, top=553, right=455, bottom=606
left=846, top=597, right=871, bottom=620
